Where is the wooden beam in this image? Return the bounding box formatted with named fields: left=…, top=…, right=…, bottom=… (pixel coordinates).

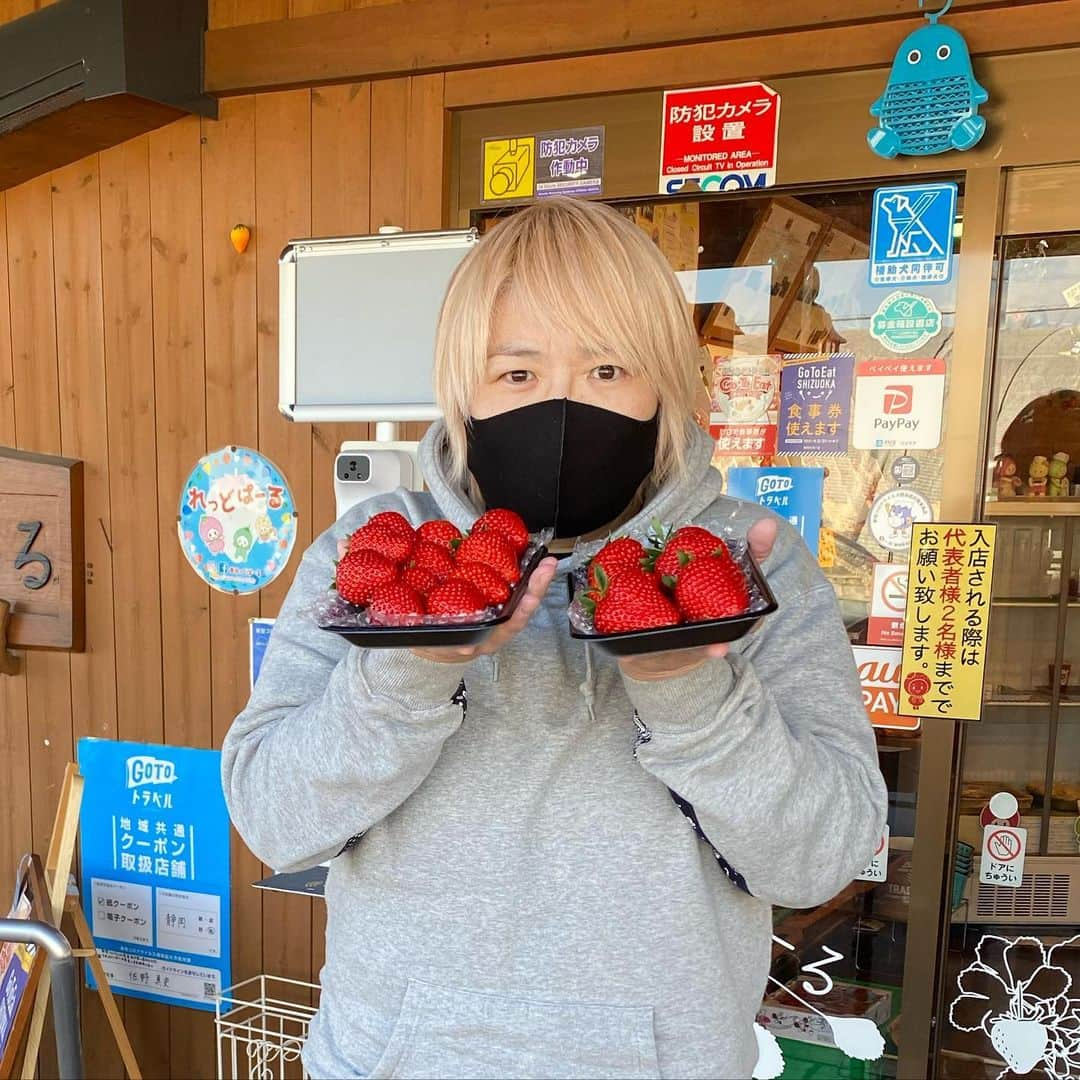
left=205, top=0, right=1039, bottom=94
left=446, top=0, right=1080, bottom=107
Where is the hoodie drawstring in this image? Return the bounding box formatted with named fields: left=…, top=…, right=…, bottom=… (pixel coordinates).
left=579, top=641, right=597, bottom=722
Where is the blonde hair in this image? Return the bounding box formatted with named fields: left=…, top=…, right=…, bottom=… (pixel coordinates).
left=433, top=197, right=702, bottom=487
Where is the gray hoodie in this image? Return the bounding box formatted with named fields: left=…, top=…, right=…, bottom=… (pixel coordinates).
left=222, top=421, right=887, bottom=1080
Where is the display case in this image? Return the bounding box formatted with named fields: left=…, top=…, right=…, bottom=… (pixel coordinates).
left=935, top=228, right=1080, bottom=1079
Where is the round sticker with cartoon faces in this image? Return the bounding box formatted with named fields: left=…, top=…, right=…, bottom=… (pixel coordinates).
left=177, top=447, right=297, bottom=595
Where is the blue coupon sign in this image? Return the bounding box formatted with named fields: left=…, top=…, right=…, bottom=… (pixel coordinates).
left=78, top=739, right=231, bottom=1012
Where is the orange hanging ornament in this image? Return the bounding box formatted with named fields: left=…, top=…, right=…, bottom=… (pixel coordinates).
left=230, top=224, right=251, bottom=254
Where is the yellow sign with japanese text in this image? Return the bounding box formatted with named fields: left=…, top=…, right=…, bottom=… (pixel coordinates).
left=482, top=137, right=535, bottom=201
left=899, top=523, right=996, bottom=722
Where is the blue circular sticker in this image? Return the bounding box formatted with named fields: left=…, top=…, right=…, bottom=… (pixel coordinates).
left=177, top=447, right=297, bottom=595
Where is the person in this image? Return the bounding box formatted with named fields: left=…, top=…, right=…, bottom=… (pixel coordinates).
left=222, top=197, right=887, bottom=1079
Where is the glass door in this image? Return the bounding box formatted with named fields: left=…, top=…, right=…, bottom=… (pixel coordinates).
left=936, top=232, right=1080, bottom=1080
left=478, top=179, right=964, bottom=1078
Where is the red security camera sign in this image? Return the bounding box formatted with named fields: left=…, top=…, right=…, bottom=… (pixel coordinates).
left=659, top=82, right=780, bottom=195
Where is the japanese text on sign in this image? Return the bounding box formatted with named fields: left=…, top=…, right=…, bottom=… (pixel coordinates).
left=979, top=824, right=1027, bottom=889
left=659, top=82, right=780, bottom=195
left=899, top=524, right=997, bottom=721
left=78, top=739, right=231, bottom=1012
left=778, top=353, right=854, bottom=457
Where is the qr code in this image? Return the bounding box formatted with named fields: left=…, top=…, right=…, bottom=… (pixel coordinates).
left=203, top=982, right=217, bottom=998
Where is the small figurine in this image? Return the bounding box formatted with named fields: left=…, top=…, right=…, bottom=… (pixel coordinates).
left=1048, top=452, right=1071, bottom=497
left=994, top=455, right=1022, bottom=499
left=1029, top=455, right=1050, bottom=496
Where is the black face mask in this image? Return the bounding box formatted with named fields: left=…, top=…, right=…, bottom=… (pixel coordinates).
left=466, top=398, right=659, bottom=539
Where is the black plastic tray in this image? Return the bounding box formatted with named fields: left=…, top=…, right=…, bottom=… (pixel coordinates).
left=319, top=545, right=549, bottom=649
left=567, top=550, right=778, bottom=656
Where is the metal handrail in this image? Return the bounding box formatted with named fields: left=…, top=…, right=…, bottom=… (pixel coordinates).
left=0, top=917, right=83, bottom=1080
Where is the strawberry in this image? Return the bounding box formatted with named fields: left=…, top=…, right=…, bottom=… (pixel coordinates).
left=588, top=537, right=647, bottom=589
left=368, top=511, right=414, bottom=537
left=653, top=526, right=728, bottom=585
left=591, top=569, right=680, bottom=633
left=674, top=555, right=749, bottom=622
left=336, top=549, right=397, bottom=606
left=368, top=582, right=425, bottom=625
left=349, top=522, right=414, bottom=565
left=457, top=531, right=521, bottom=585
left=417, top=518, right=462, bottom=550
left=426, top=579, right=489, bottom=619
left=410, top=540, right=457, bottom=581
left=401, top=565, right=439, bottom=597
left=453, top=561, right=512, bottom=606
left=472, top=508, right=530, bottom=556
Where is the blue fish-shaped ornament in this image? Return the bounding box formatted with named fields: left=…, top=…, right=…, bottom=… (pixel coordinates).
left=868, top=0, right=988, bottom=159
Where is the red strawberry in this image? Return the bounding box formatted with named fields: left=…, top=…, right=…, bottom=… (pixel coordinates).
left=453, top=561, right=512, bottom=606
left=654, top=526, right=728, bottom=584
left=588, top=537, right=647, bottom=589
left=336, top=549, right=397, bottom=606
left=401, top=565, right=439, bottom=597
left=410, top=540, right=457, bottom=581
left=417, top=518, right=462, bottom=551
left=368, top=511, right=414, bottom=537
left=426, top=579, right=488, bottom=620
left=457, top=531, right=521, bottom=585
left=592, top=569, right=680, bottom=633
left=349, top=522, right=414, bottom=565
left=368, top=582, right=426, bottom=625
left=674, top=555, right=749, bottom=622
left=472, top=508, right=530, bottom=556
left=367, top=583, right=425, bottom=626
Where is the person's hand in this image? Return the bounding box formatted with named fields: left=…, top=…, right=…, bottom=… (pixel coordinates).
left=411, top=556, right=559, bottom=665
left=618, top=517, right=779, bottom=682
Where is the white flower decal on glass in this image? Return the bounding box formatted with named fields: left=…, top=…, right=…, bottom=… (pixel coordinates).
left=949, top=934, right=1080, bottom=1078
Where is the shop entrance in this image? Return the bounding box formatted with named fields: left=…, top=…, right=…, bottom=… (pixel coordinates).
left=477, top=183, right=966, bottom=1079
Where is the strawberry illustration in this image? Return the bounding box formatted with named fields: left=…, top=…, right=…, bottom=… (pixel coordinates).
left=653, top=526, right=728, bottom=584
left=368, top=511, right=414, bottom=538
left=417, top=518, right=462, bottom=550
left=426, top=579, right=489, bottom=619
left=457, top=531, right=521, bottom=585
left=336, top=549, right=398, bottom=606
left=453, top=561, right=512, bottom=606
left=587, top=568, right=679, bottom=633
left=368, top=582, right=426, bottom=626
left=674, top=555, right=749, bottom=622
left=349, top=522, right=414, bottom=565
left=410, top=540, right=457, bottom=581
left=588, top=537, right=647, bottom=589
left=401, top=565, right=440, bottom=597
left=472, top=508, right=530, bottom=556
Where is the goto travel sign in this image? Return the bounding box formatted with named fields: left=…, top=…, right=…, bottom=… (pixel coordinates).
left=78, top=738, right=231, bottom=1011
left=659, top=82, right=780, bottom=195
left=900, top=523, right=997, bottom=722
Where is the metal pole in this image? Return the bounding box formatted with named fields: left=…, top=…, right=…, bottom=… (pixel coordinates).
left=0, top=917, right=83, bottom=1080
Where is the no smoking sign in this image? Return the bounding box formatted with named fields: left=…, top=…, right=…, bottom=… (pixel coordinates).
left=979, top=824, right=1027, bottom=889
left=868, top=564, right=907, bottom=646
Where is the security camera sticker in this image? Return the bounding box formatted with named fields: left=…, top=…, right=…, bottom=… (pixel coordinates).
left=178, top=447, right=296, bottom=595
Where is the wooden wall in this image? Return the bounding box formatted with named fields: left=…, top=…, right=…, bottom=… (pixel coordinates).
left=0, top=76, right=444, bottom=1078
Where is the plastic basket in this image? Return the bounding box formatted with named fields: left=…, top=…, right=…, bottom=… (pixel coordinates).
left=215, top=975, right=320, bottom=1080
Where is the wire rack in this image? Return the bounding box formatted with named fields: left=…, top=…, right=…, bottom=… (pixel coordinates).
left=215, top=975, right=320, bottom=1080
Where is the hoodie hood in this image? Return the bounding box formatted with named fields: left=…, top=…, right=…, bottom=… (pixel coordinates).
left=418, top=418, right=724, bottom=541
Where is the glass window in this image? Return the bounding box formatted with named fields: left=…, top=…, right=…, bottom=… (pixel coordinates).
left=938, top=233, right=1080, bottom=1079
